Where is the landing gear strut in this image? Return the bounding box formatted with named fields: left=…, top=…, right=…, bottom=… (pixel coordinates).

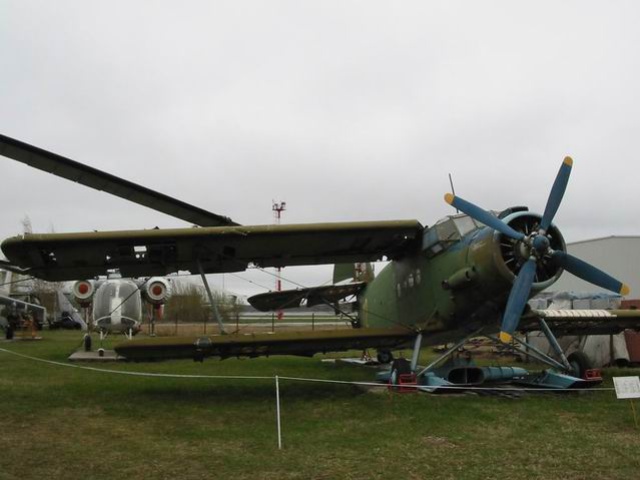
left=380, top=322, right=601, bottom=391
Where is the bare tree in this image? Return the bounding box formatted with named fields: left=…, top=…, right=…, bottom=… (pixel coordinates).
left=164, top=280, right=243, bottom=324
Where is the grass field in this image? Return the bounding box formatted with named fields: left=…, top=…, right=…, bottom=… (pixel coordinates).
left=1, top=330, right=639, bottom=480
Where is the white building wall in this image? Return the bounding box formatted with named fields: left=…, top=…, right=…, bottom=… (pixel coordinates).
left=549, top=236, right=640, bottom=298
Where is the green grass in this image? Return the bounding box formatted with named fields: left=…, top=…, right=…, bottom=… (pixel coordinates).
left=1, top=331, right=639, bottom=480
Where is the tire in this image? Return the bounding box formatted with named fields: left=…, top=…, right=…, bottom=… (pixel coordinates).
left=568, top=351, right=592, bottom=378
left=376, top=350, right=394, bottom=364
left=83, top=334, right=92, bottom=352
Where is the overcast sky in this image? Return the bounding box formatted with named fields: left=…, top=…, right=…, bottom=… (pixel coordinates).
left=1, top=1, right=639, bottom=298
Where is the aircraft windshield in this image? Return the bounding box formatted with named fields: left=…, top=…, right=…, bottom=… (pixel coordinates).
left=422, top=214, right=484, bottom=257
left=93, top=280, right=142, bottom=323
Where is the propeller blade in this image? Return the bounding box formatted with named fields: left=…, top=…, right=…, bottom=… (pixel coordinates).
left=499, top=257, right=537, bottom=342
left=539, top=157, right=573, bottom=231
left=444, top=194, right=525, bottom=241
left=0, top=134, right=239, bottom=227
left=552, top=251, right=630, bottom=296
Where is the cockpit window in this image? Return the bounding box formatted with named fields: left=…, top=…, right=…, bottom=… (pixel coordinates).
left=422, top=213, right=487, bottom=257
left=453, top=215, right=479, bottom=236
left=93, top=280, right=142, bottom=322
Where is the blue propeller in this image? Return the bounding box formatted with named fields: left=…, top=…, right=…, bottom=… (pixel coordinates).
left=445, top=157, right=630, bottom=342
left=540, top=157, right=573, bottom=232
left=551, top=251, right=630, bottom=296
left=499, top=258, right=536, bottom=343
left=445, top=194, right=525, bottom=241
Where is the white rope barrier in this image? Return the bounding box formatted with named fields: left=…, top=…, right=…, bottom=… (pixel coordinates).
left=0, top=347, right=271, bottom=380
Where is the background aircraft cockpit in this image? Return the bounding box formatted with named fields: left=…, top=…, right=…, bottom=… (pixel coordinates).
left=92, top=279, right=142, bottom=330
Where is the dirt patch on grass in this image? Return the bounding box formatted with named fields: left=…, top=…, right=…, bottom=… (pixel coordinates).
left=421, top=435, right=458, bottom=449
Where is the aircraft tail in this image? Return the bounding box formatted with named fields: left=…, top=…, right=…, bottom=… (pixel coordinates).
left=333, top=262, right=375, bottom=284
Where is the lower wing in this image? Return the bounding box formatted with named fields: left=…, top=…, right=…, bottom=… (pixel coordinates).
left=520, top=309, right=640, bottom=336
left=114, top=327, right=415, bottom=361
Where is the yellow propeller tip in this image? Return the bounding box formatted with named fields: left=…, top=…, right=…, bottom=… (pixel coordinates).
left=444, top=193, right=455, bottom=205
left=621, top=284, right=630, bottom=296
left=563, top=156, right=573, bottom=167
left=499, top=332, right=513, bottom=343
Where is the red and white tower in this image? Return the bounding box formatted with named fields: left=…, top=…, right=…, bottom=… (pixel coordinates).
left=272, top=201, right=286, bottom=320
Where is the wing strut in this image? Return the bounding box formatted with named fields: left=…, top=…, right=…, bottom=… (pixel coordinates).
left=197, top=261, right=226, bottom=334
left=537, top=317, right=572, bottom=370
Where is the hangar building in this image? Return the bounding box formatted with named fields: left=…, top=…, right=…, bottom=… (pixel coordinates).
left=549, top=235, right=640, bottom=299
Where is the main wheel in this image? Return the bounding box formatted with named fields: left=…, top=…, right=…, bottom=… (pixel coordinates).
left=376, top=350, right=394, bottom=364
left=568, top=351, right=592, bottom=378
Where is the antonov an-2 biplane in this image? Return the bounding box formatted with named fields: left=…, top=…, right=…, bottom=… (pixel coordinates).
left=1, top=134, right=640, bottom=387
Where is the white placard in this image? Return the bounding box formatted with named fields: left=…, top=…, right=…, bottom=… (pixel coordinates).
left=613, top=376, right=640, bottom=399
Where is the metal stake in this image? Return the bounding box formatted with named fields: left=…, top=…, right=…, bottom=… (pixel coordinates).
left=631, top=400, right=639, bottom=429
left=275, top=375, right=282, bottom=450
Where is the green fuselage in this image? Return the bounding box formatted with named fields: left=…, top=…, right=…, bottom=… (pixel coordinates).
left=358, top=219, right=553, bottom=344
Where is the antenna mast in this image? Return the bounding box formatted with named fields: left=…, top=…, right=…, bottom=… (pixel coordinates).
left=448, top=173, right=459, bottom=213
left=272, top=201, right=287, bottom=320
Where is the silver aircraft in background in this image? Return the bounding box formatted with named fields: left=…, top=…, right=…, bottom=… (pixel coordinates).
left=72, top=273, right=170, bottom=338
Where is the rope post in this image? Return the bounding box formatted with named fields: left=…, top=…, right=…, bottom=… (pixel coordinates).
left=275, top=375, right=283, bottom=450
left=631, top=400, right=639, bottom=429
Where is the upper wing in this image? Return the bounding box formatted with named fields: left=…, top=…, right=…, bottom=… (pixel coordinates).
left=1, top=220, right=423, bottom=281
left=0, top=134, right=237, bottom=227
left=520, top=309, right=640, bottom=335
left=114, top=327, right=415, bottom=361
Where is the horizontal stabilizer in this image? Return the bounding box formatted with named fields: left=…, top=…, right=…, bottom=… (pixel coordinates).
left=0, top=259, right=30, bottom=275
left=248, top=282, right=367, bottom=312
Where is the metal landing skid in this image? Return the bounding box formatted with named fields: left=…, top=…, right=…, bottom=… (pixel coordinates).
left=379, top=322, right=603, bottom=394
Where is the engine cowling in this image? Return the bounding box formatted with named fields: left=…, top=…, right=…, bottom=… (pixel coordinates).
left=72, top=280, right=95, bottom=305
left=143, top=277, right=171, bottom=305
left=493, top=210, right=566, bottom=292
